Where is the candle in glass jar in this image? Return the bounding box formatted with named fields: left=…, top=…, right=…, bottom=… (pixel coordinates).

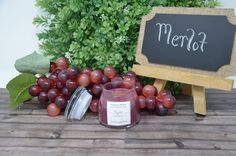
left=99, top=81, right=140, bottom=128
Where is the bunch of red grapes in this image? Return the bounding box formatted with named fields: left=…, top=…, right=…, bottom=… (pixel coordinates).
left=138, top=85, right=176, bottom=116
left=29, top=57, right=176, bottom=117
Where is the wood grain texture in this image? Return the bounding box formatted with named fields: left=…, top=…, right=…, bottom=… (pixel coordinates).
left=192, top=86, right=206, bottom=115
left=1, top=88, right=236, bottom=156
left=153, top=79, right=167, bottom=92
left=182, top=84, right=192, bottom=96
left=132, top=64, right=233, bottom=91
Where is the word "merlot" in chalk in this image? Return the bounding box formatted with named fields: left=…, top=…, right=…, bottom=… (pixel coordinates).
left=156, top=23, right=207, bottom=52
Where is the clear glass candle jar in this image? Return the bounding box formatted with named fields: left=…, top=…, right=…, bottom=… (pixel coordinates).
left=99, top=81, right=140, bottom=128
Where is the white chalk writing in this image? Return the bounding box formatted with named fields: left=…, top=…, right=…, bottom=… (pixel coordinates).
left=156, top=23, right=207, bottom=52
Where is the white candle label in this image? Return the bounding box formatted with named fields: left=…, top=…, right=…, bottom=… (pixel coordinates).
left=107, top=101, right=131, bottom=126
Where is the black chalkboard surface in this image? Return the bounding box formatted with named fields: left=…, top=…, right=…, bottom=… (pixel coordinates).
left=142, top=14, right=236, bottom=71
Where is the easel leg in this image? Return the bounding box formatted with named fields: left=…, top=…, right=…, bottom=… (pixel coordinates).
left=182, top=84, right=192, bottom=96
left=153, top=79, right=167, bottom=92
left=192, top=85, right=206, bottom=116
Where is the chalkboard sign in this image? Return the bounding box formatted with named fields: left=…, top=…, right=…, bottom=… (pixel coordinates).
left=136, top=7, right=236, bottom=76
left=134, top=8, right=236, bottom=115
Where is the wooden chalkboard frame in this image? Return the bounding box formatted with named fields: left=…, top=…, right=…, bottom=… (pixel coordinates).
left=133, top=7, right=236, bottom=116
left=136, top=7, right=236, bottom=77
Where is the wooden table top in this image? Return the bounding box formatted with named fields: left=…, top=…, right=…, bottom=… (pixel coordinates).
left=0, top=88, right=236, bottom=156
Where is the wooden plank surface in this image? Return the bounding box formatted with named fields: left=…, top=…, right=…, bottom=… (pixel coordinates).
left=0, top=88, right=236, bottom=156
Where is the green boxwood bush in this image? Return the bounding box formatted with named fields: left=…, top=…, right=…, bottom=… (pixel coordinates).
left=34, top=0, right=219, bottom=95
left=34, top=0, right=219, bottom=72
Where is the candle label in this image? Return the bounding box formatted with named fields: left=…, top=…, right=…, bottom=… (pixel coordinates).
left=107, top=101, right=131, bottom=126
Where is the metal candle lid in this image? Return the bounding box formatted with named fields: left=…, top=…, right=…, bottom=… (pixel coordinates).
left=65, top=87, right=92, bottom=121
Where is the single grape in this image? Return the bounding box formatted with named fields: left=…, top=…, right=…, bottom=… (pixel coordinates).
left=29, top=85, right=42, bottom=97
left=86, top=84, right=93, bottom=95
left=156, top=90, right=171, bottom=102
left=123, top=75, right=136, bottom=86
left=111, top=76, right=123, bottom=82
left=62, top=87, right=72, bottom=99
left=40, top=78, right=52, bottom=92
left=145, top=96, right=156, bottom=110
left=135, top=81, right=143, bottom=95
left=49, top=73, right=58, bottom=86
left=38, top=92, right=49, bottom=104
left=125, top=71, right=137, bottom=80
left=37, top=76, right=46, bottom=86
left=58, top=70, right=68, bottom=84
left=104, top=66, right=116, bottom=79
left=163, top=94, right=176, bottom=109
left=111, top=79, right=123, bottom=88
left=47, top=88, right=60, bottom=102
left=101, top=75, right=110, bottom=84
left=66, top=67, right=79, bottom=79
left=77, top=73, right=90, bottom=87
left=49, top=62, right=57, bottom=73
left=81, top=68, right=92, bottom=76
left=90, top=70, right=103, bottom=84
left=156, top=102, right=168, bottom=116
left=89, top=98, right=99, bottom=113
left=142, top=85, right=157, bottom=97
left=47, top=103, right=61, bottom=117
left=56, top=81, right=64, bottom=90
left=92, top=84, right=103, bottom=97
left=138, top=95, right=146, bottom=110
left=55, top=57, right=69, bottom=69
left=66, top=79, right=77, bottom=92
left=55, top=95, right=67, bottom=109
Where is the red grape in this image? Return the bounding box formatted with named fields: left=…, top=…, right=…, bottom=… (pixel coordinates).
left=58, top=70, right=68, bottom=84
left=55, top=57, right=69, bottom=69
left=156, top=90, right=171, bottom=102
left=62, top=87, right=72, bottom=99
left=56, top=81, right=64, bottom=90
left=66, top=79, right=77, bottom=92
left=89, top=98, right=99, bottom=113
left=90, top=70, right=103, bottom=84
left=104, top=66, right=116, bottom=79
left=111, top=79, right=123, bottom=88
left=163, top=94, right=176, bottom=109
left=49, top=73, right=58, bottom=86
left=47, top=88, right=60, bottom=102
left=123, top=75, right=136, bottom=86
left=55, top=95, right=67, bottom=109
left=101, top=75, right=110, bottom=84
left=39, top=78, right=52, bottom=92
left=142, top=85, right=157, bottom=97
left=29, top=85, right=41, bottom=97
left=37, top=76, right=46, bottom=86
left=47, top=103, right=61, bottom=117
left=156, top=102, right=168, bottom=116
left=66, top=67, right=79, bottom=79
left=138, top=95, right=146, bottom=110
left=92, top=84, right=103, bottom=97
left=38, top=92, right=49, bottom=104
left=77, top=73, right=90, bottom=87
left=135, top=81, right=143, bottom=95
left=125, top=71, right=137, bottom=80
left=49, top=62, right=57, bottom=73
left=81, top=68, right=92, bottom=76
left=111, top=76, right=123, bottom=82
left=145, top=96, right=156, bottom=110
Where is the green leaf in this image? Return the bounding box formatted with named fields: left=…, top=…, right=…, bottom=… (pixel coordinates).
left=6, top=73, right=37, bottom=110
left=15, top=51, right=52, bottom=75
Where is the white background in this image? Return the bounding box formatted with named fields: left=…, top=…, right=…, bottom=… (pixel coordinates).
left=0, top=0, right=236, bottom=88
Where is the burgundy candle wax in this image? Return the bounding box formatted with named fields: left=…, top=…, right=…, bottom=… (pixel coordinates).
left=99, top=81, right=140, bottom=128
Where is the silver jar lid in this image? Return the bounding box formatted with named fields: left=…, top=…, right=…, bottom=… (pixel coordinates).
left=65, top=87, right=92, bottom=121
